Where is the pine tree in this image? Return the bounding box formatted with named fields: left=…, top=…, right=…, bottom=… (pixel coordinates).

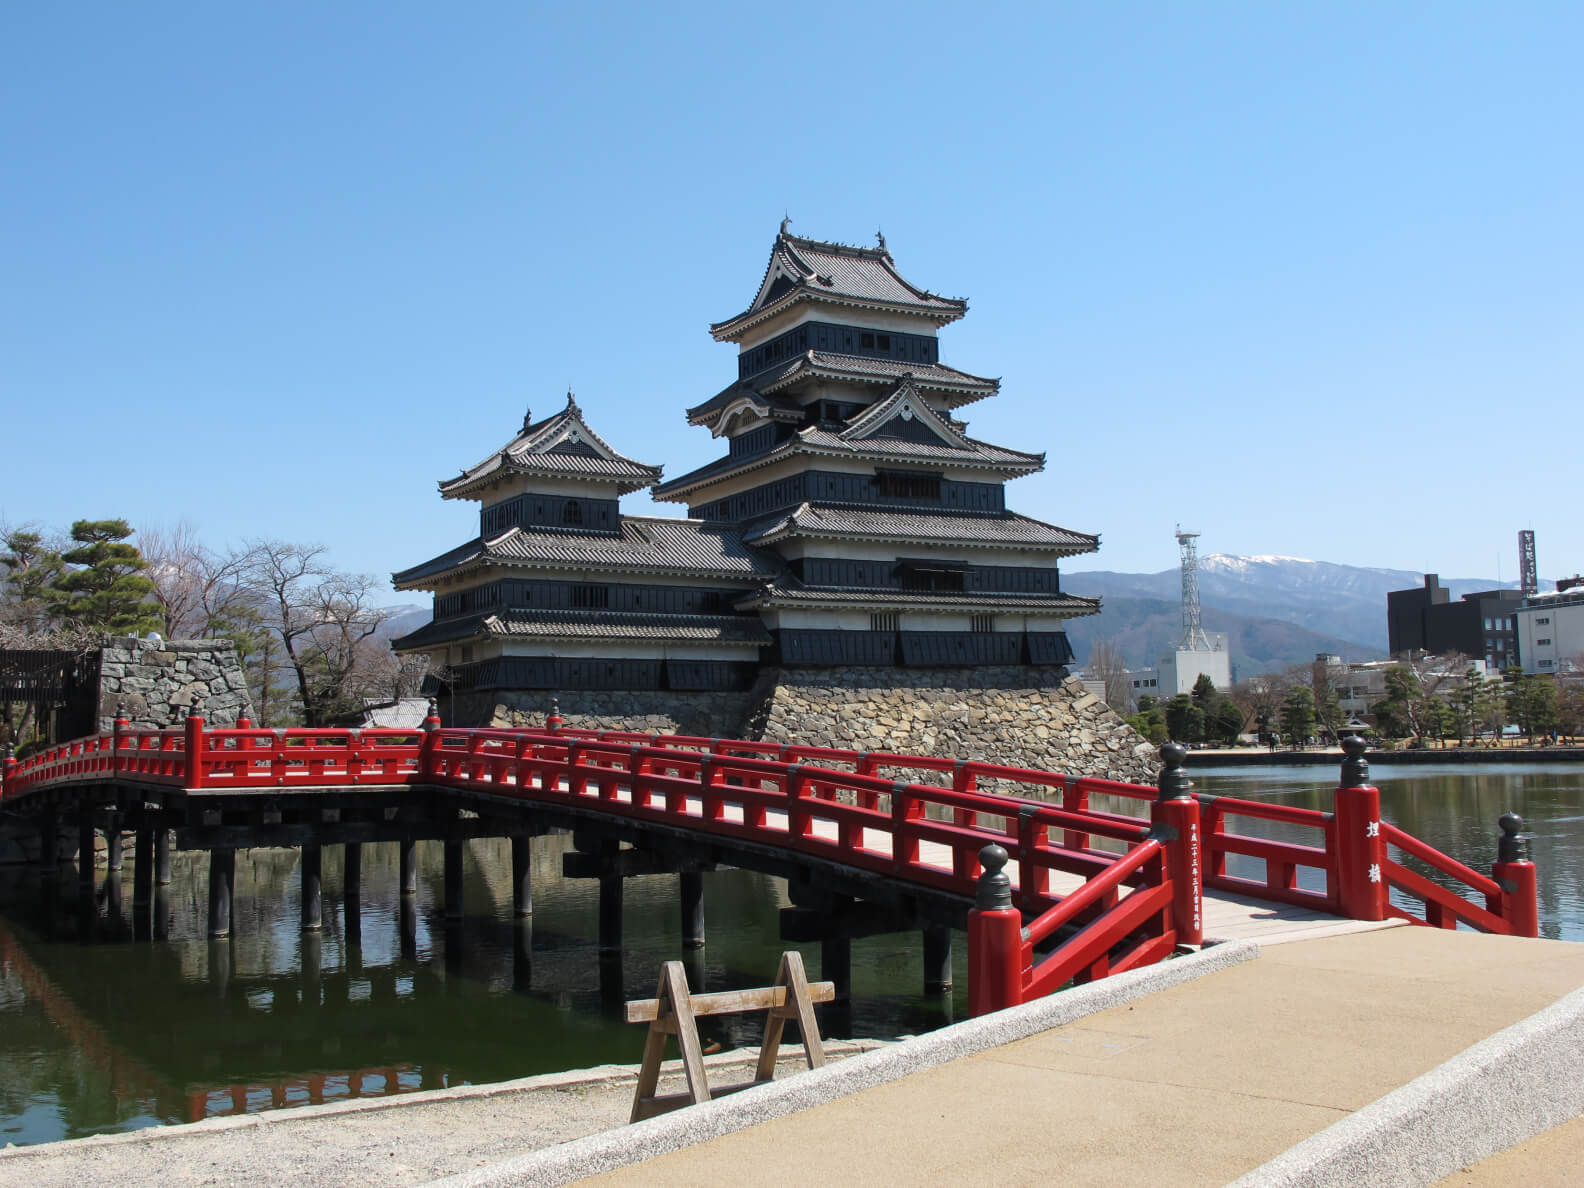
left=47, top=519, right=163, bottom=635
left=2, top=529, right=64, bottom=635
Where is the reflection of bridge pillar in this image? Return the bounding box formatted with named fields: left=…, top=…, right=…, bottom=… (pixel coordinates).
left=38, top=809, right=59, bottom=874
left=599, top=874, right=623, bottom=953
left=301, top=844, right=323, bottom=932
left=302, top=931, right=322, bottom=1009
left=511, top=836, right=533, bottom=917
left=398, top=896, right=417, bottom=960
left=400, top=837, right=418, bottom=896
left=210, top=938, right=231, bottom=997
left=103, top=870, right=125, bottom=937
left=923, top=925, right=953, bottom=994
left=821, top=936, right=851, bottom=1002
left=513, top=916, right=533, bottom=992
left=77, top=816, right=95, bottom=888
left=105, top=816, right=123, bottom=872
left=680, top=871, right=705, bottom=950
left=207, top=849, right=235, bottom=938
left=344, top=842, right=362, bottom=943
left=133, top=829, right=154, bottom=908
left=153, top=884, right=170, bottom=941
left=155, top=830, right=173, bottom=886
left=444, top=841, right=464, bottom=919
left=599, top=950, right=624, bottom=1016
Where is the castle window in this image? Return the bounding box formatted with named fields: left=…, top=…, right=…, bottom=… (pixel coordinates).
left=876, top=334, right=891, bottom=351
left=562, top=500, right=582, bottom=525
left=860, top=332, right=875, bottom=348
left=971, top=615, right=995, bottom=634
left=871, top=612, right=899, bottom=632
left=571, top=584, right=609, bottom=609
left=876, top=471, right=941, bottom=500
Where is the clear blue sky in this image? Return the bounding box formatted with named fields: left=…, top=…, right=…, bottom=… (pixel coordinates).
left=4, top=3, right=1580, bottom=601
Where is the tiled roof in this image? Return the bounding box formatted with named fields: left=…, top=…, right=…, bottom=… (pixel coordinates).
left=685, top=380, right=806, bottom=428
left=440, top=394, right=662, bottom=498
left=742, top=503, right=1099, bottom=554
left=736, top=582, right=1101, bottom=617
left=758, top=353, right=998, bottom=400
left=654, top=413, right=1042, bottom=501
left=712, top=229, right=967, bottom=340
left=396, top=608, right=771, bottom=650
left=391, top=517, right=782, bottom=588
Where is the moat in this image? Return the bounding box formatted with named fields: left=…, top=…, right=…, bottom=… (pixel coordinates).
left=1, top=762, right=1579, bottom=1147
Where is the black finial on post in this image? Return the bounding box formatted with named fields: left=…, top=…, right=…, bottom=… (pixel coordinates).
left=422, top=697, right=440, bottom=731
left=115, top=701, right=126, bottom=721
left=187, top=696, right=203, bottom=719
left=1341, top=735, right=1369, bottom=788
left=1157, top=742, right=1191, bottom=800
left=1497, top=812, right=1530, bottom=863
left=975, top=844, right=1013, bottom=911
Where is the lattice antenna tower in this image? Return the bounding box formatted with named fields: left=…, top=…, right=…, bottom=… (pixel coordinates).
left=1176, top=525, right=1212, bottom=652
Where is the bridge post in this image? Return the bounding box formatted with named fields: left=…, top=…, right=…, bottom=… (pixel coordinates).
left=923, top=924, right=953, bottom=993
left=512, top=836, right=534, bottom=917
left=184, top=703, right=206, bottom=791
left=419, top=699, right=441, bottom=778
left=1, top=743, right=15, bottom=797
left=546, top=696, right=563, bottom=733
left=968, top=844, right=1023, bottom=1016
left=1151, top=742, right=1203, bottom=947
left=444, top=840, right=465, bottom=919
left=599, top=870, right=623, bottom=953
left=680, top=870, right=705, bottom=949
left=1490, top=813, right=1539, bottom=938
left=207, top=848, right=235, bottom=938
left=301, top=843, right=323, bottom=932
left=1334, top=736, right=1386, bottom=921
left=155, top=829, right=173, bottom=886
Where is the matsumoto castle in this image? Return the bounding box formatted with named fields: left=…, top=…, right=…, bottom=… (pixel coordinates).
left=393, top=224, right=1105, bottom=721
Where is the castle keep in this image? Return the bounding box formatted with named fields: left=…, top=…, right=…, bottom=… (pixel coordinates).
left=392, top=226, right=1152, bottom=780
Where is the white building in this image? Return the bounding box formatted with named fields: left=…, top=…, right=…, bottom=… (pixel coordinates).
left=1516, top=588, right=1584, bottom=675
left=1156, top=633, right=1232, bottom=697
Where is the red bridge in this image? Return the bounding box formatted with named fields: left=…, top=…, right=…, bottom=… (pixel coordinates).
left=1, top=707, right=1540, bottom=1015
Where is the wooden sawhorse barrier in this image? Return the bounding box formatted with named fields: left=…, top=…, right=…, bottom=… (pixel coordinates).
left=626, top=951, right=835, bottom=1122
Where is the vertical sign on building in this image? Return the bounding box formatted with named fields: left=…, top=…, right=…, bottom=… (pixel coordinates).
left=1518, top=530, right=1538, bottom=596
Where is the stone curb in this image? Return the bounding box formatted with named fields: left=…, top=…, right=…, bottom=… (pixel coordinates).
left=1229, top=982, right=1584, bottom=1188
left=424, top=939, right=1262, bottom=1188
left=0, top=1040, right=890, bottom=1161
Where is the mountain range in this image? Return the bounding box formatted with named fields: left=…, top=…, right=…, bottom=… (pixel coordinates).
left=1064, top=555, right=1519, bottom=677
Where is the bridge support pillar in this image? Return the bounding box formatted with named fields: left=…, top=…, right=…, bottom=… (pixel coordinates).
left=680, top=870, right=705, bottom=949
left=155, top=829, right=173, bottom=886
left=400, top=837, right=418, bottom=896
left=301, top=844, right=323, bottom=932
left=77, top=816, right=95, bottom=886
left=133, top=829, right=154, bottom=909
left=105, top=816, right=123, bottom=872
left=512, top=836, right=533, bottom=917
left=923, top=925, right=953, bottom=993
left=444, top=840, right=464, bottom=919
left=207, top=849, right=235, bottom=938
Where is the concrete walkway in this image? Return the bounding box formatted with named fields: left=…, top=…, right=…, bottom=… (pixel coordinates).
left=578, top=929, right=1584, bottom=1187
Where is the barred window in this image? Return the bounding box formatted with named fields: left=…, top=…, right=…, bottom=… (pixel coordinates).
left=971, top=615, right=995, bottom=634
left=871, top=612, right=899, bottom=632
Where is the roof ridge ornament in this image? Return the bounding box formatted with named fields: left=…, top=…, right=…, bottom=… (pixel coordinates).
left=565, top=388, right=578, bottom=410
left=780, top=215, right=791, bottom=236
left=522, top=404, right=533, bottom=431
left=876, top=227, right=886, bottom=251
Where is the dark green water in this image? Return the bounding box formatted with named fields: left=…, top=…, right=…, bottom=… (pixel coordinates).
left=1, top=763, right=1579, bottom=1146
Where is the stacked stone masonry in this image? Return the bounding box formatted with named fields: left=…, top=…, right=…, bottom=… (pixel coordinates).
left=95, top=638, right=256, bottom=732
left=476, top=665, right=1156, bottom=786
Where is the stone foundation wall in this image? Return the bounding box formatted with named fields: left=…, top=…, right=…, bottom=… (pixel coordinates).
left=752, top=667, right=1157, bottom=784
left=450, top=665, right=1155, bottom=784
left=95, top=638, right=255, bottom=731
left=464, top=687, right=766, bottom=739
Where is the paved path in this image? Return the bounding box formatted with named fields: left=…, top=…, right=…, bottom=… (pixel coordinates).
left=583, top=928, right=1584, bottom=1187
